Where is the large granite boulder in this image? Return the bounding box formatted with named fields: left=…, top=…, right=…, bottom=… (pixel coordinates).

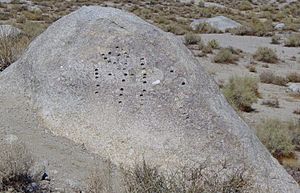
left=191, top=16, right=241, bottom=32
left=0, top=6, right=298, bottom=192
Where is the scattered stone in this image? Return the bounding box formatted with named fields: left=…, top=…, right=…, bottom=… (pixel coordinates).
left=191, top=16, right=241, bottom=32
left=288, top=83, right=300, bottom=93
left=274, top=23, right=285, bottom=30
left=0, top=25, right=22, bottom=38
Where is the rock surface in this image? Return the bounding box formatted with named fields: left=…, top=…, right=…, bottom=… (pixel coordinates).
left=0, top=25, right=22, bottom=38
left=0, top=6, right=298, bottom=192
left=191, top=16, right=241, bottom=32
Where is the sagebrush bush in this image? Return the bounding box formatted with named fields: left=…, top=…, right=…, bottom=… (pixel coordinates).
left=257, top=119, right=295, bottom=158
left=287, top=72, right=300, bottom=83
left=253, top=47, right=278, bottom=63
left=0, top=140, right=35, bottom=192
left=271, top=35, right=281, bottom=44
left=201, top=44, right=213, bottom=54
left=213, top=48, right=239, bottom=64
left=223, top=76, right=258, bottom=112
left=285, top=34, right=300, bottom=47
left=259, top=71, right=287, bottom=86
left=261, top=98, right=279, bottom=108
left=122, top=160, right=252, bottom=193
left=184, top=33, right=201, bottom=45
left=207, top=39, right=219, bottom=49
left=238, top=0, right=253, bottom=11
left=0, top=35, right=29, bottom=71
left=195, top=23, right=221, bottom=33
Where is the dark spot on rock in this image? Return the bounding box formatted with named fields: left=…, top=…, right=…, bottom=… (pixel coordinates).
left=120, top=88, right=124, bottom=91
left=181, top=82, right=186, bottom=85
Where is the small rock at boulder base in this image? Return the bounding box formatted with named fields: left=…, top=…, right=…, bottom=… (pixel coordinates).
left=0, top=6, right=298, bottom=192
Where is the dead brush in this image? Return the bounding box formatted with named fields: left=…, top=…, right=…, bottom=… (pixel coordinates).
left=0, top=140, right=34, bottom=192
left=0, top=35, right=29, bottom=71
left=122, top=160, right=253, bottom=193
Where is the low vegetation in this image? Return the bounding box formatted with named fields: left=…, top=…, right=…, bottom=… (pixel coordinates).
left=194, top=23, right=221, bottom=34
left=89, top=160, right=253, bottom=193
left=207, top=39, right=219, bottom=49
left=213, top=48, right=239, bottom=64
left=259, top=71, right=287, bottom=86
left=253, top=47, right=278, bottom=63
left=184, top=33, right=202, bottom=45
left=0, top=140, right=37, bottom=192
left=261, top=98, right=279, bottom=108
left=257, top=119, right=295, bottom=158
left=223, top=76, right=259, bottom=112
left=271, top=35, right=280, bottom=44
left=0, top=35, right=29, bottom=71
left=284, top=34, right=300, bottom=47
left=287, top=72, right=300, bottom=83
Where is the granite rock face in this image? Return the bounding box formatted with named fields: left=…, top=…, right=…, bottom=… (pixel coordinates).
left=0, top=6, right=298, bottom=192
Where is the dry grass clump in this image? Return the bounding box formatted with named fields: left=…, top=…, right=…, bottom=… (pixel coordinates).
left=0, top=35, right=29, bottom=71
left=259, top=71, right=287, bottom=86
left=207, top=39, right=219, bottom=49
left=284, top=34, right=300, bottom=47
left=293, top=108, right=300, bottom=115
left=0, top=140, right=35, bottom=192
left=257, top=119, right=295, bottom=159
left=223, top=76, right=259, bottom=112
left=246, top=65, right=256, bottom=73
left=213, top=48, right=239, bottom=64
left=271, top=35, right=281, bottom=44
left=122, top=160, right=252, bottom=193
left=238, top=0, right=253, bottom=11
left=184, top=33, right=201, bottom=45
left=194, top=23, right=221, bottom=34
left=253, top=47, right=278, bottom=63
left=287, top=72, right=300, bottom=83
left=261, top=98, right=279, bottom=108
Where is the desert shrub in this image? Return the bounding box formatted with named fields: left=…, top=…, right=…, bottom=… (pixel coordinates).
left=0, top=35, right=29, bottom=71
left=195, top=23, right=221, bottom=33
left=0, top=140, right=37, bottom=192
left=287, top=72, right=300, bottom=83
left=123, top=160, right=252, bottom=193
left=288, top=121, right=300, bottom=150
left=165, top=24, right=186, bottom=35
left=271, top=35, right=281, bottom=44
left=257, top=119, right=295, bottom=158
left=223, top=76, right=258, bottom=112
left=207, top=39, right=219, bottom=49
left=201, top=44, right=213, bottom=54
left=22, top=10, right=43, bottom=21
left=22, top=21, right=46, bottom=38
left=230, top=26, right=255, bottom=36
left=293, top=108, right=300, bottom=115
left=247, top=65, right=256, bottom=73
left=230, top=19, right=273, bottom=37
left=284, top=34, right=300, bottom=47
left=184, top=33, right=201, bottom=45
left=213, top=48, right=239, bottom=64
left=238, top=0, right=253, bottom=11
left=253, top=47, right=278, bottom=63
left=261, top=98, right=279, bottom=108
left=259, top=71, right=287, bottom=86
